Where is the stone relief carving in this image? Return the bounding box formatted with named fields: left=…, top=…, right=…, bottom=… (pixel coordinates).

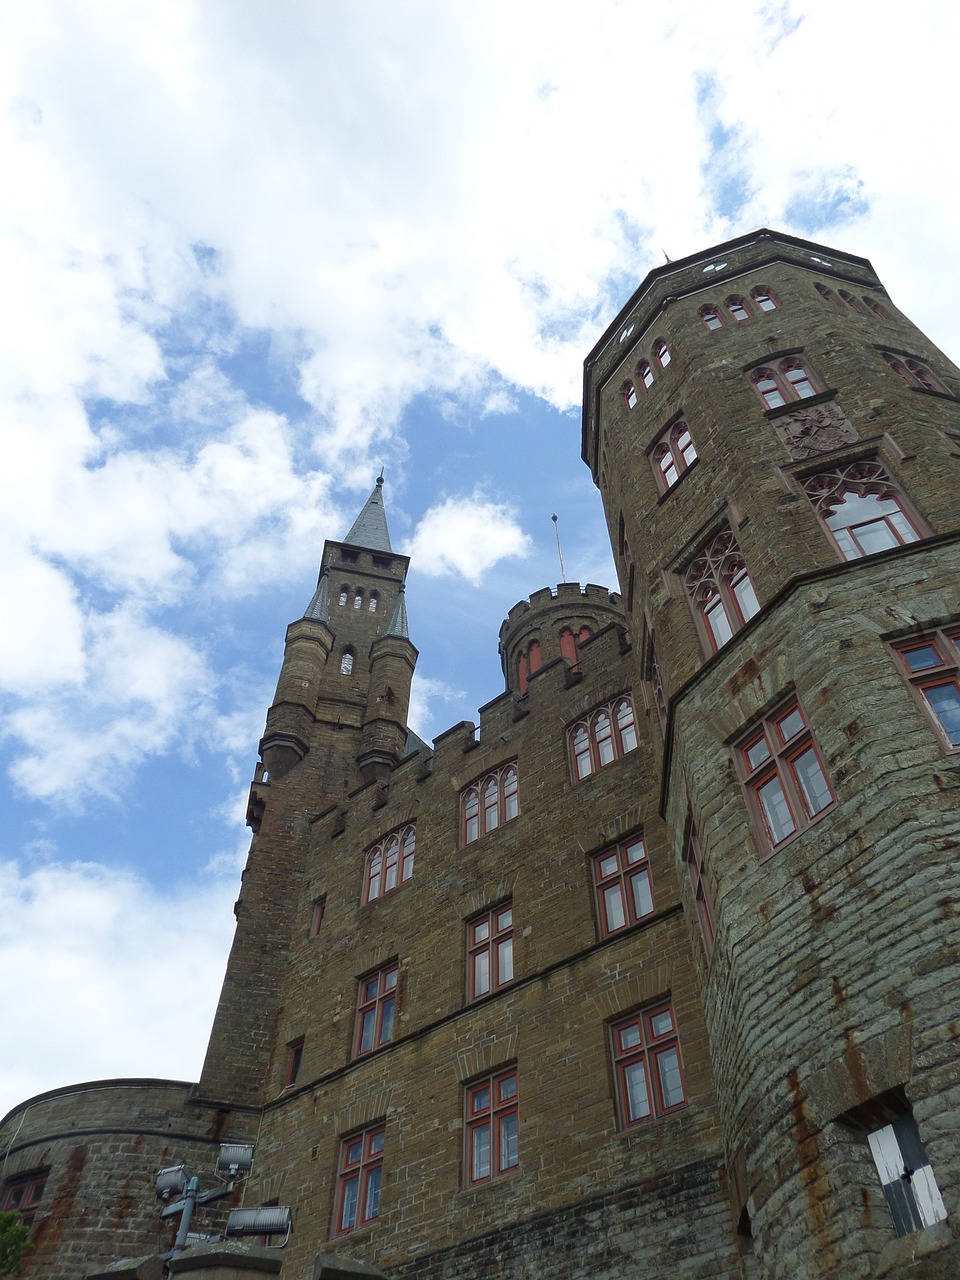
left=774, top=400, right=859, bottom=458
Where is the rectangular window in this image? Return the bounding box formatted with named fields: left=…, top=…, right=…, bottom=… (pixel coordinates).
left=893, top=626, right=960, bottom=750
left=354, top=964, right=398, bottom=1057
left=612, top=1004, right=687, bottom=1128
left=310, top=896, right=326, bottom=938
left=335, top=1124, right=385, bottom=1235
left=868, top=1114, right=947, bottom=1237
left=466, top=1068, right=519, bottom=1185
left=593, top=837, right=655, bottom=938
left=685, top=827, right=715, bottom=959
left=467, top=903, right=515, bottom=1001
left=736, top=698, right=833, bottom=852
left=284, top=1037, right=304, bottom=1087
left=1, top=1171, right=48, bottom=1227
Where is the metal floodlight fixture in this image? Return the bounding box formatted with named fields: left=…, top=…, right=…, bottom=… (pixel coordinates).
left=155, top=1164, right=189, bottom=1200
left=224, top=1205, right=293, bottom=1246
left=215, top=1142, right=255, bottom=1180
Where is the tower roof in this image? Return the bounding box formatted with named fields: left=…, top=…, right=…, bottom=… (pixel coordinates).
left=385, top=582, right=410, bottom=639
left=302, top=567, right=330, bottom=623
left=343, top=474, right=392, bottom=552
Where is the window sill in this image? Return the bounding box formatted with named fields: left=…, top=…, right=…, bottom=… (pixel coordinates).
left=908, top=384, right=959, bottom=402
left=763, top=388, right=838, bottom=420
left=755, top=802, right=836, bottom=863
left=655, top=456, right=700, bottom=505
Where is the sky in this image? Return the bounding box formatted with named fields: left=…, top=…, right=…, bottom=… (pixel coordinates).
left=3, top=0, right=960, bottom=1122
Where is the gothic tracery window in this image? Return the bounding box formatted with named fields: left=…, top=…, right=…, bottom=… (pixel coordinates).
left=802, top=460, right=923, bottom=560
left=683, top=528, right=760, bottom=653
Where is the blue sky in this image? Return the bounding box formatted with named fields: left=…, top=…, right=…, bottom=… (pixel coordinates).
left=3, top=0, right=960, bottom=1119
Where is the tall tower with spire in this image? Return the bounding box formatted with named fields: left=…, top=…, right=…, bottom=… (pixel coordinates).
left=198, top=478, right=418, bottom=1103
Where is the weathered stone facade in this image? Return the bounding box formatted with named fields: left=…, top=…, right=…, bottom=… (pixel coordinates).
left=3, top=229, right=959, bottom=1278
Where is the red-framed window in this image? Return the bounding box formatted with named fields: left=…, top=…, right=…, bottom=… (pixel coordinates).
left=284, top=1038, right=304, bottom=1087
left=881, top=350, right=949, bottom=394
left=517, top=640, right=542, bottom=696
left=893, top=627, right=960, bottom=751
left=726, top=295, right=751, bottom=322
left=623, top=380, right=638, bottom=409
left=699, top=305, right=723, bottom=331
left=335, top=1125, right=384, bottom=1234
left=559, top=627, right=578, bottom=666
left=863, top=295, right=890, bottom=319
left=354, top=964, right=398, bottom=1057
left=736, top=699, right=833, bottom=852
left=310, top=896, right=326, bottom=938
left=637, top=360, right=654, bottom=390
left=683, top=527, right=760, bottom=652
left=653, top=421, right=698, bottom=492
left=685, top=827, right=715, bottom=959
left=839, top=289, right=865, bottom=314
left=814, top=282, right=841, bottom=306
left=654, top=339, right=671, bottom=369
left=612, top=1004, right=687, bottom=1128
left=2, top=1171, right=48, bottom=1227
left=569, top=696, right=639, bottom=781
left=750, top=286, right=778, bottom=312
left=466, top=1069, right=519, bottom=1184
left=467, top=903, right=514, bottom=1000
left=802, top=459, right=923, bottom=560
left=593, top=837, right=655, bottom=937
left=461, top=764, right=519, bottom=844
left=751, top=357, right=819, bottom=409
left=364, top=825, right=416, bottom=903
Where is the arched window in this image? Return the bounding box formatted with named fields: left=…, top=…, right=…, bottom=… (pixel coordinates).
left=461, top=764, right=519, bottom=845
left=369, top=591, right=379, bottom=613
left=700, top=305, right=723, bottom=331
left=517, top=640, right=542, bottom=696
left=353, top=590, right=364, bottom=609
left=364, top=825, right=416, bottom=903
left=839, top=289, right=865, bottom=314
left=750, top=286, right=778, bottom=312
left=654, top=340, right=671, bottom=369
left=814, top=282, right=841, bottom=306
left=559, top=628, right=578, bottom=665
left=653, top=422, right=698, bottom=492
left=623, top=381, right=638, bottom=409
left=568, top=697, right=639, bottom=782
left=751, top=359, right=819, bottom=409
left=340, top=648, right=355, bottom=675
left=863, top=296, right=890, bottom=319
left=726, top=296, right=751, bottom=322
left=638, top=360, right=654, bottom=390
left=339, top=585, right=349, bottom=606
left=578, top=626, right=592, bottom=644
left=880, top=351, right=948, bottom=393
left=802, top=460, right=923, bottom=561
left=683, top=528, right=760, bottom=653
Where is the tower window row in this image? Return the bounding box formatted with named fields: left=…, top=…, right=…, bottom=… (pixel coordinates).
left=814, top=282, right=892, bottom=318
left=338, top=586, right=380, bottom=612
left=698, top=286, right=778, bottom=331
left=517, top=626, right=593, bottom=694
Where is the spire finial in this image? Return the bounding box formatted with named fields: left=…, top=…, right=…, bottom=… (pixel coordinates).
left=376, top=468, right=384, bottom=487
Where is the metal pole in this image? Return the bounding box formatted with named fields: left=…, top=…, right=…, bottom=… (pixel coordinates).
left=171, top=1177, right=199, bottom=1254
left=551, top=514, right=566, bottom=584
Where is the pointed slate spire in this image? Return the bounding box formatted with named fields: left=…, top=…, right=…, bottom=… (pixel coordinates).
left=302, top=567, right=330, bottom=623
left=343, top=472, right=392, bottom=552
left=384, top=582, right=410, bottom=639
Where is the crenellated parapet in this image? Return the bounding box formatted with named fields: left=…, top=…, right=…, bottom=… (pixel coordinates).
left=498, top=582, right=624, bottom=696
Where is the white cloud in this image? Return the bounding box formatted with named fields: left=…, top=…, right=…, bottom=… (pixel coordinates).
left=408, top=674, right=467, bottom=746
left=0, top=858, right=235, bottom=1115
left=403, top=496, right=532, bottom=585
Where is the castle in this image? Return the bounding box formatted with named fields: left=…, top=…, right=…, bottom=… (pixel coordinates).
left=3, top=227, right=959, bottom=1280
